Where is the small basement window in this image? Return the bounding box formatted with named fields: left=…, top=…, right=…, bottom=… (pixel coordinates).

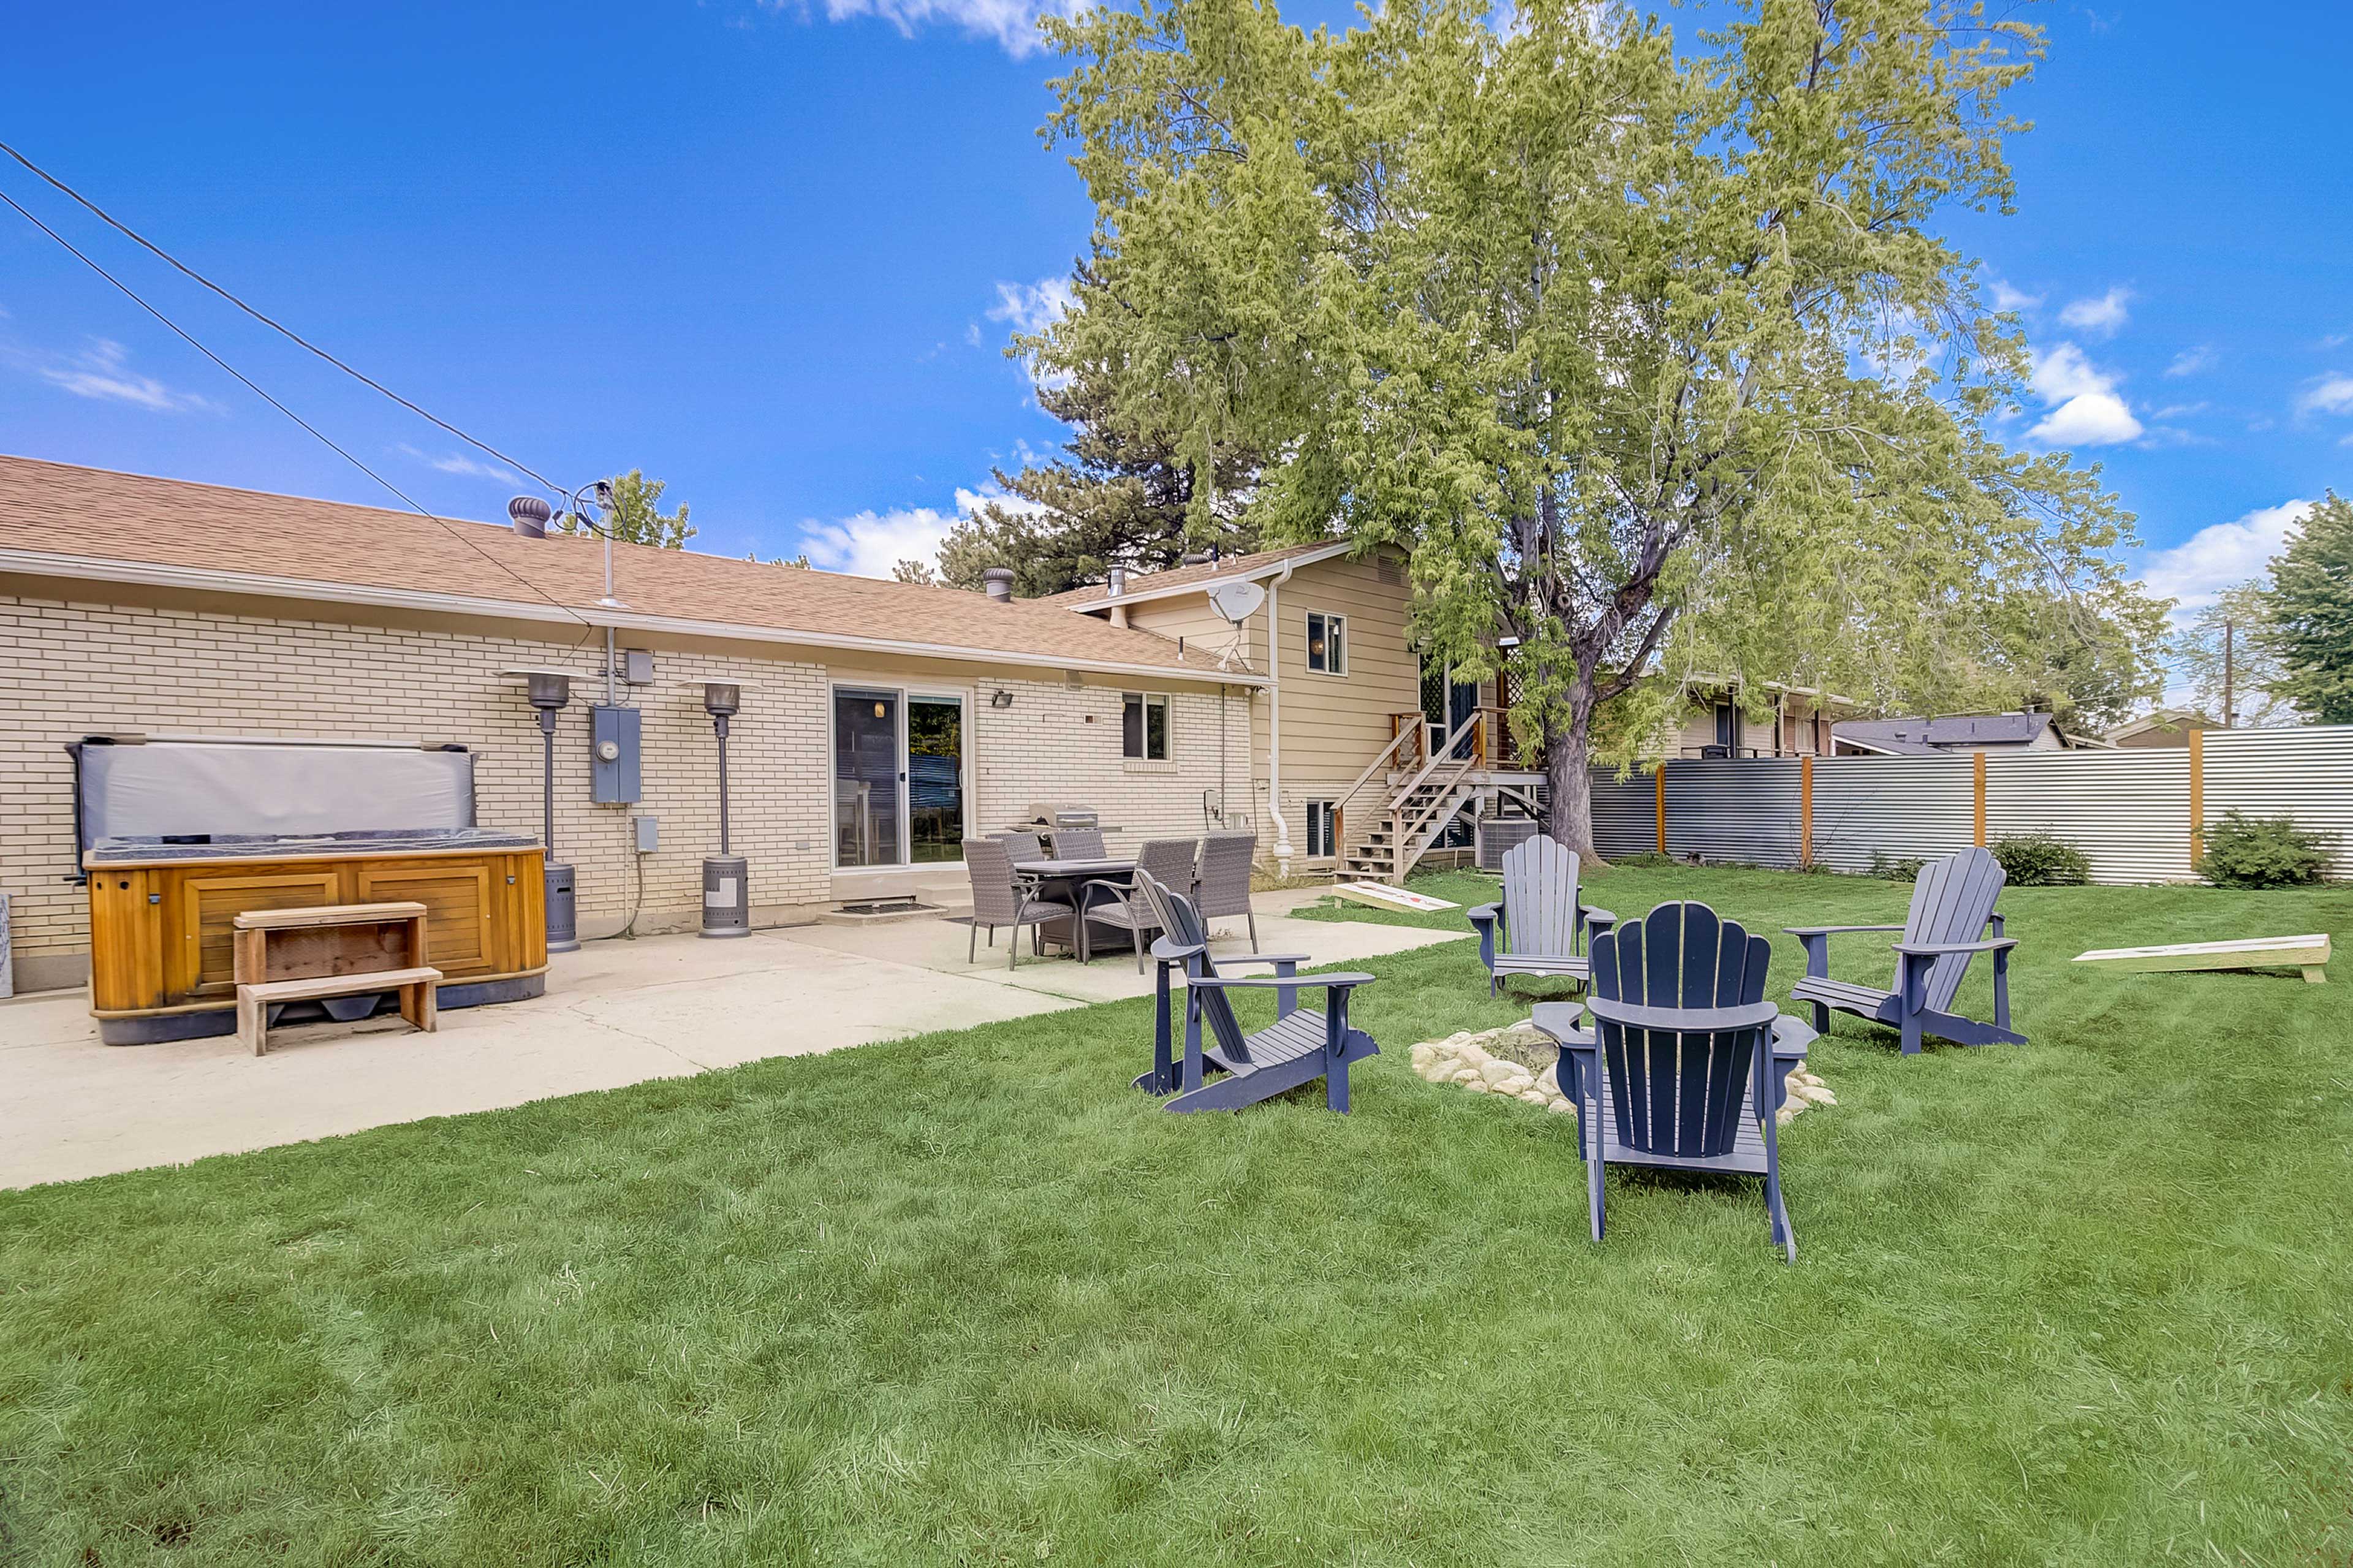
left=1305, top=611, right=1347, bottom=675
left=1123, top=692, right=1170, bottom=760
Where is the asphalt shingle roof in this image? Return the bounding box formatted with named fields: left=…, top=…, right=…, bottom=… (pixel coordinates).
left=0, top=455, right=1243, bottom=678
left=1834, top=713, right=2057, bottom=753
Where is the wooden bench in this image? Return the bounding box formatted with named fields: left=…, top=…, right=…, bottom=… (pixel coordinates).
left=232, top=902, right=441, bottom=1056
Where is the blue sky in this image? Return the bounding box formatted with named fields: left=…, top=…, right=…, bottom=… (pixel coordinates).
left=4, top=0, right=2349, bottom=626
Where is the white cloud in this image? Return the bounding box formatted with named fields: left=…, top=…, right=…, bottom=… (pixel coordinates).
left=1988, top=278, right=2042, bottom=312
left=798, top=505, right=958, bottom=580
left=782, top=0, right=1078, bottom=57
left=395, top=444, right=518, bottom=485
left=2138, top=499, right=2313, bottom=618
left=2295, top=373, right=2353, bottom=416
left=12, top=338, right=219, bottom=413
left=985, top=277, right=1076, bottom=336
left=2057, top=287, right=2132, bottom=338
left=2026, top=343, right=2143, bottom=446
left=2164, top=346, right=2216, bottom=377
left=797, top=484, right=1045, bottom=580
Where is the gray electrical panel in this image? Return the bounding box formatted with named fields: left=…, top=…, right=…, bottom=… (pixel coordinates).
left=634, top=816, right=659, bottom=854
left=622, top=649, right=655, bottom=685
left=589, top=706, right=642, bottom=803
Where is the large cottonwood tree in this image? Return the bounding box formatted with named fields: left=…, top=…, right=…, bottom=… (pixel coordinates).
left=1026, top=0, right=2164, bottom=858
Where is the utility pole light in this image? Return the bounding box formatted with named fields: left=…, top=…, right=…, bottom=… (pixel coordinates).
left=504, top=667, right=581, bottom=952
left=700, top=680, right=750, bottom=939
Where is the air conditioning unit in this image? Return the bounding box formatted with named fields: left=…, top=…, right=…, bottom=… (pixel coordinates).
left=1476, top=818, right=1542, bottom=871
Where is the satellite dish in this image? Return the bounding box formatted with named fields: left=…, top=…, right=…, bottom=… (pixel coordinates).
left=1207, top=579, right=1267, bottom=624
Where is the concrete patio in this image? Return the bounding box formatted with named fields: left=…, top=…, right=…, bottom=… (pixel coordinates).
left=0, top=889, right=1466, bottom=1189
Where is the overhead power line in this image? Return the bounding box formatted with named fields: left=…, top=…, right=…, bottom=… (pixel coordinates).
left=0, top=138, right=561, bottom=496
left=0, top=180, right=587, bottom=626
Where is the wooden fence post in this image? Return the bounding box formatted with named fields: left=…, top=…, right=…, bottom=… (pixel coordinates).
left=1799, top=754, right=1813, bottom=866
left=1972, top=752, right=1988, bottom=847
left=1654, top=767, right=1667, bottom=855
left=2188, top=728, right=2205, bottom=869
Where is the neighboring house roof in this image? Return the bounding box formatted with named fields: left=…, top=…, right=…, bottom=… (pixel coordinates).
left=0, top=455, right=1262, bottom=684
left=2106, top=708, right=2217, bottom=744
left=1045, top=540, right=1355, bottom=611
left=1833, top=713, right=2067, bottom=755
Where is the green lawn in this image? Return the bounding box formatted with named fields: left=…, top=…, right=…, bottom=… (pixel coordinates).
left=5, top=866, right=2352, bottom=1565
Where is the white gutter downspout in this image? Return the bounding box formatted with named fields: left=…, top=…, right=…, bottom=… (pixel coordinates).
left=1264, top=558, right=1298, bottom=876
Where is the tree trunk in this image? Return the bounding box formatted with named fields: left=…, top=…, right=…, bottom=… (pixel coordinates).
left=1542, top=677, right=1603, bottom=864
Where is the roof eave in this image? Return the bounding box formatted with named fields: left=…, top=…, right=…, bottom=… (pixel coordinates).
left=1067, top=541, right=1357, bottom=614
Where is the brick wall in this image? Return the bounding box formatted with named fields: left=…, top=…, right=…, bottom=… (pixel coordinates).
left=1, top=588, right=1259, bottom=991
left=971, top=675, right=1256, bottom=847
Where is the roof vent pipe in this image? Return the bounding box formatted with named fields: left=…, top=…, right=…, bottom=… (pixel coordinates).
left=507, top=495, right=553, bottom=539
left=1180, top=551, right=1211, bottom=567
left=982, top=567, right=1015, bottom=603
left=1107, top=566, right=1126, bottom=598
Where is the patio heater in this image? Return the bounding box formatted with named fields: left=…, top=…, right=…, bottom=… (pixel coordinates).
left=700, top=680, right=749, bottom=939
left=505, top=667, right=580, bottom=952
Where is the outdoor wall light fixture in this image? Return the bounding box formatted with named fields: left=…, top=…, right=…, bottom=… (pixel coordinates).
left=700, top=680, right=751, bottom=939
left=990, top=689, right=1015, bottom=709
left=502, top=667, right=581, bottom=952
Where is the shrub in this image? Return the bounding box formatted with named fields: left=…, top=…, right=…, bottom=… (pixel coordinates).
left=1868, top=850, right=1926, bottom=883
left=1990, top=833, right=2092, bottom=887
left=2197, top=811, right=2336, bottom=888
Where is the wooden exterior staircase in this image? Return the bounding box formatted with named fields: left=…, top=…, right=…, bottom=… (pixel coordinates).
left=1328, top=707, right=1539, bottom=884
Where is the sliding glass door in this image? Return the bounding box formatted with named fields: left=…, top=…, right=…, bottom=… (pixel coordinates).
left=833, top=686, right=967, bottom=869
left=906, top=695, right=965, bottom=863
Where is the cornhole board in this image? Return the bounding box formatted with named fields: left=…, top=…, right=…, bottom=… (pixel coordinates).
left=1331, top=882, right=1460, bottom=914
left=2073, top=934, right=2329, bottom=985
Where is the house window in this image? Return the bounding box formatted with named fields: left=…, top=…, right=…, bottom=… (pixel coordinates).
left=1122, top=692, right=1170, bottom=760
left=1306, top=800, right=1338, bottom=858
left=1305, top=611, right=1346, bottom=675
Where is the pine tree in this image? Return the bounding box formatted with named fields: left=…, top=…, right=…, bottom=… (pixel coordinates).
left=2259, top=493, right=2353, bottom=722
left=936, top=365, right=1266, bottom=597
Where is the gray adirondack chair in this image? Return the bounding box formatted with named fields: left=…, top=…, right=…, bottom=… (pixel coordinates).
left=1129, top=869, right=1379, bottom=1114
left=1535, top=901, right=1810, bottom=1262
left=962, top=838, right=1075, bottom=969
left=1194, top=831, right=1259, bottom=950
left=1786, top=844, right=2023, bottom=1054
left=1077, top=837, right=1202, bottom=972
left=1466, top=835, right=1617, bottom=996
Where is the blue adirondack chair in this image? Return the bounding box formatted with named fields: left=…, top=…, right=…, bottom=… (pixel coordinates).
left=1786, top=845, right=2024, bottom=1054
left=1534, top=901, right=1810, bottom=1261
left=1129, top=869, right=1379, bottom=1114
left=1465, top=833, right=1617, bottom=996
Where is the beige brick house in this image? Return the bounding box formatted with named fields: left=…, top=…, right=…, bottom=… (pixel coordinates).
left=0, top=457, right=1266, bottom=994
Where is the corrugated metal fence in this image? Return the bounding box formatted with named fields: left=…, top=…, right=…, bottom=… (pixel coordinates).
left=1581, top=724, right=2353, bottom=884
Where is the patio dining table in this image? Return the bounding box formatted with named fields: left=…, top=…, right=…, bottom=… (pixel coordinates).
left=1013, top=857, right=1137, bottom=963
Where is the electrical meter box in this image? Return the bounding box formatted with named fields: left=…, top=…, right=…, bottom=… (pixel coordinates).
left=589, top=705, right=642, bottom=803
